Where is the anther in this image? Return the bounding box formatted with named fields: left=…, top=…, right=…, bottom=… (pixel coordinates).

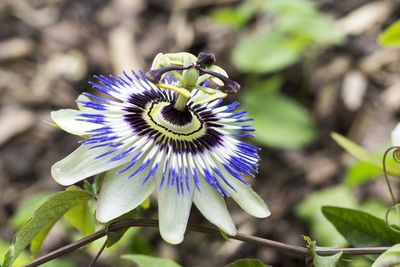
left=196, top=67, right=240, bottom=94
left=196, top=52, right=216, bottom=68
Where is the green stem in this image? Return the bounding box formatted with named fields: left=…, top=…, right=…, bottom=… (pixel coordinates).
left=174, top=94, right=188, bottom=111
left=23, top=219, right=390, bottom=267
left=382, top=146, right=398, bottom=205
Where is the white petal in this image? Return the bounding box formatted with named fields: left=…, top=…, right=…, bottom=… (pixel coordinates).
left=193, top=179, right=237, bottom=236
left=157, top=171, right=194, bottom=244
left=392, top=123, right=400, bottom=146
left=217, top=166, right=270, bottom=218
left=51, top=145, right=132, bottom=185
left=76, top=94, right=93, bottom=111
left=96, top=164, right=155, bottom=222
left=51, top=109, right=99, bottom=136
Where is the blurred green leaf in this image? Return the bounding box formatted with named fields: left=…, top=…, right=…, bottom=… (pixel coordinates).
left=41, top=259, right=76, bottom=267
left=0, top=238, right=30, bottom=267
left=268, top=0, right=344, bottom=45
left=225, top=259, right=271, bottom=267
left=341, top=256, right=375, bottom=267
left=378, top=20, right=400, bottom=47
left=209, top=2, right=255, bottom=29
left=247, top=75, right=284, bottom=94
left=322, top=206, right=400, bottom=248
left=230, top=0, right=344, bottom=74
left=332, top=133, right=400, bottom=177
left=397, top=204, right=400, bottom=218
left=344, top=153, right=400, bottom=187
left=242, top=89, right=316, bottom=148
left=10, top=192, right=55, bottom=229
left=121, top=254, right=182, bottom=267
left=277, top=15, right=344, bottom=45
left=128, top=234, right=153, bottom=256
left=64, top=201, right=95, bottom=236
left=372, top=244, right=400, bottom=267
left=296, top=185, right=357, bottom=246
left=331, top=133, right=377, bottom=163
left=265, top=0, right=317, bottom=15
left=3, top=188, right=93, bottom=267
left=232, top=30, right=304, bottom=73
left=344, top=161, right=382, bottom=187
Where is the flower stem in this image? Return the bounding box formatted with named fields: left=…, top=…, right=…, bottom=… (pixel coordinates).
left=174, top=94, right=188, bottom=111
left=22, top=219, right=390, bottom=267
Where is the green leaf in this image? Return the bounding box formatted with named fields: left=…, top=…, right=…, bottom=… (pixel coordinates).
left=396, top=204, right=400, bottom=218
left=64, top=201, right=95, bottom=236
left=225, top=259, right=272, bottom=267
left=83, top=172, right=106, bottom=196
left=331, top=133, right=400, bottom=177
left=242, top=90, right=316, bottom=148
left=372, top=244, right=400, bottom=267
left=0, top=238, right=30, bottom=266
left=296, top=186, right=357, bottom=246
left=232, top=30, right=304, bottom=73
left=304, top=236, right=342, bottom=267
left=361, top=200, right=400, bottom=227
left=322, top=206, right=400, bottom=248
left=314, top=252, right=342, bottom=267
left=121, top=254, right=183, bottom=267
left=30, top=220, right=57, bottom=258
left=378, top=20, right=400, bottom=48
left=3, top=189, right=93, bottom=267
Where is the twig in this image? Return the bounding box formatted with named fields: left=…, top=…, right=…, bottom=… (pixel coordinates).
left=22, top=219, right=390, bottom=267
left=88, top=238, right=107, bottom=267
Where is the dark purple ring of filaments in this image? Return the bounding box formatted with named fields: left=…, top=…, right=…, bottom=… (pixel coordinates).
left=76, top=71, right=259, bottom=197
left=122, top=89, right=240, bottom=196
left=123, top=89, right=223, bottom=153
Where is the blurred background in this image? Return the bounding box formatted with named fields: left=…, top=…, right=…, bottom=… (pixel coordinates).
left=0, top=0, right=400, bottom=266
